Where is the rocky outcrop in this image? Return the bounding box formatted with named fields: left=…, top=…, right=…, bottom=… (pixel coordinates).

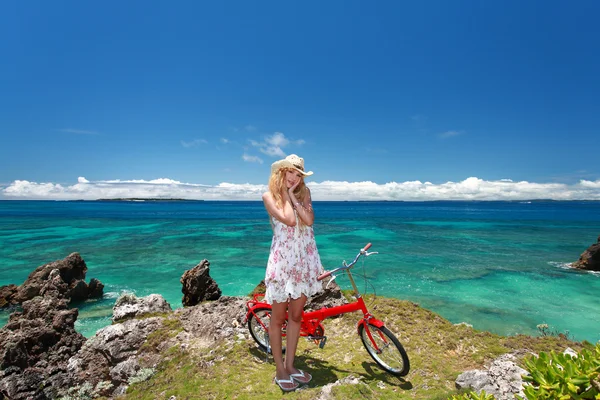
left=175, top=295, right=247, bottom=344
left=306, top=276, right=348, bottom=310
left=0, top=284, right=18, bottom=308
left=180, top=259, right=222, bottom=306
left=67, top=314, right=166, bottom=397
left=67, top=294, right=248, bottom=398
left=455, top=353, right=529, bottom=400
left=60, top=293, right=175, bottom=397
left=112, top=293, right=172, bottom=322
left=0, top=270, right=87, bottom=400
left=572, top=235, right=600, bottom=271
left=0, top=252, right=104, bottom=308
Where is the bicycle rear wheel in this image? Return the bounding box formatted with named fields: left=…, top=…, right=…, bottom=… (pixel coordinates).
left=359, top=324, right=410, bottom=376
left=247, top=307, right=286, bottom=353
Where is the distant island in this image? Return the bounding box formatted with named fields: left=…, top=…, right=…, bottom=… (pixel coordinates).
left=93, top=198, right=203, bottom=202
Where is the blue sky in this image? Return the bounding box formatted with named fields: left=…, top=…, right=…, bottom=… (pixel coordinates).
left=1, top=1, right=599, bottom=200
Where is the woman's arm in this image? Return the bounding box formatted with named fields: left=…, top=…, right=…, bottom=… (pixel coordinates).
left=289, top=187, right=314, bottom=226
left=262, top=192, right=296, bottom=226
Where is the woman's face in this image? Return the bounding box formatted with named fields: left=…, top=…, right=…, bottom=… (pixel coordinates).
left=284, top=169, right=303, bottom=189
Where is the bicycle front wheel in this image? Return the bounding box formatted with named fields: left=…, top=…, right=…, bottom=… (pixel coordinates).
left=359, top=324, right=410, bottom=376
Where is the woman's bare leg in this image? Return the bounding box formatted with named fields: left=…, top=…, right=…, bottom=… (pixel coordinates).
left=269, top=301, right=296, bottom=390
left=284, top=295, right=311, bottom=382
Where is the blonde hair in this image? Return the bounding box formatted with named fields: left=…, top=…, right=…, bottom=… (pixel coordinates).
left=269, top=168, right=308, bottom=209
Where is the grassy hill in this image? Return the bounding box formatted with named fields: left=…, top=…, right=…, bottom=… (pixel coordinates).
left=115, top=294, right=586, bottom=400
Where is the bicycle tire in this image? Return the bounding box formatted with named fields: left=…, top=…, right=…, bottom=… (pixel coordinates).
left=247, top=307, right=286, bottom=353
left=359, top=324, right=410, bottom=376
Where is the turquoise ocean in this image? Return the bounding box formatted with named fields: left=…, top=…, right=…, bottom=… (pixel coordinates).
left=1, top=200, right=599, bottom=343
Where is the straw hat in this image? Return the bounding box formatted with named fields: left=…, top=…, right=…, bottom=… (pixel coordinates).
left=270, top=154, right=313, bottom=176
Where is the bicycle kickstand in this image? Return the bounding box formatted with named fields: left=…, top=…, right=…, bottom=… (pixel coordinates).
left=319, top=336, right=327, bottom=349
left=265, top=332, right=271, bottom=362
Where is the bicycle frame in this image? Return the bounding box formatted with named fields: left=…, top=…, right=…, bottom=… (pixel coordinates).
left=245, top=243, right=384, bottom=343
left=246, top=243, right=410, bottom=377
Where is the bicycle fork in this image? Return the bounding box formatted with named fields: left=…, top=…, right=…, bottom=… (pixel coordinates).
left=358, top=317, right=387, bottom=353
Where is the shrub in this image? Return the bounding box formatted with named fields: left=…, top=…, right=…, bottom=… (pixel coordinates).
left=128, top=367, right=156, bottom=385
left=521, top=344, right=600, bottom=399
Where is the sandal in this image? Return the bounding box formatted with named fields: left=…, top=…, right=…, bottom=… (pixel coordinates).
left=290, top=369, right=312, bottom=384
left=274, top=376, right=299, bottom=392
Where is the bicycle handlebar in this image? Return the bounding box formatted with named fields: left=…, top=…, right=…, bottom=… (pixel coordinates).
left=317, top=242, right=373, bottom=281
left=317, top=270, right=333, bottom=281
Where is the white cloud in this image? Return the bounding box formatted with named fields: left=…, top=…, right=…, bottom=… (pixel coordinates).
left=2, top=177, right=600, bottom=201
left=249, top=132, right=305, bottom=158
left=245, top=125, right=257, bottom=132
left=181, top=139, right=208, bottom=148
left=579, top=179, right=600, bottom=189
left=261, top=132, right=288, bottom=157
left=242, top=153, right=263, bottom=164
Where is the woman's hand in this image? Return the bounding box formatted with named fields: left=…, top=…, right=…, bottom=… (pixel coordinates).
left=288, top=180, right=301, bottom=196
left=263, top=192, right=296, bottom=226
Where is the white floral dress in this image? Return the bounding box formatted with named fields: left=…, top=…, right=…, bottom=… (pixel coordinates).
left=264, top=212, right=324, bottom=304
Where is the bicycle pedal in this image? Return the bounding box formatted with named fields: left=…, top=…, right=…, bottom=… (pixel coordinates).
left=308, top=336, right=328, bottom=349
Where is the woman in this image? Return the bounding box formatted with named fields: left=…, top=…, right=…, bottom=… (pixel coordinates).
left=262, top=154, right=323, bottom=392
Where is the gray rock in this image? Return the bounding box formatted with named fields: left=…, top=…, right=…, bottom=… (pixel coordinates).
left=317, top=375, right=365, bottom=400
left=306, top=276, right=348, bottom=311
left=0, top=292, right=86, bottom=399
left=175, top=296, right=247, bottom=343
left=110, top=358, right=140, bottom=382
left=455, top=353, right=528, bottom=400
left=112, top=293, right=172, bottom=322
left=67, top=316, right=164, bottom=396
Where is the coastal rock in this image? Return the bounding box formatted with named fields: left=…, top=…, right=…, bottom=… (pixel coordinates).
left=1, top=252, right=105, bottom=308
left=39, top=268, right=69, bottom=299
left=306, top=276, right=348, bottom=311
left=0, top=294, right=86, bottom=399
left=455, top=353, right=528, bottom=400
left=572, top=235, right=600, bottom=271
left=68, top=295, right=247, bottom=398
left=67, top=316, right=165, bottom=397
left=180, top=259, right=222, bottom=306
left=0, top=284, right=18, bottom=308
left=249, top=279, right=267, bottom=298
left=88, top=277, right=105, bottom=298
left=112, top=293, right=173, bottom=322
left=175, top=296, right=247, bottom=344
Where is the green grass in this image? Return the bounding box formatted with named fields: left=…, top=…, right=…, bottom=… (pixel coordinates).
left=117, top=295, right=585, bottom=400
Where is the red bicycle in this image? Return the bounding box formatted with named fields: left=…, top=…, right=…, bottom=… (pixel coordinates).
left=245, top=243, right=410, bottom=376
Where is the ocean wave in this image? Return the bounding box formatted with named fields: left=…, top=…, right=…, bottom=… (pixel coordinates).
left=103, top=289, right=138, bottom=299
left=549, top=261, right=600, bottom=276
